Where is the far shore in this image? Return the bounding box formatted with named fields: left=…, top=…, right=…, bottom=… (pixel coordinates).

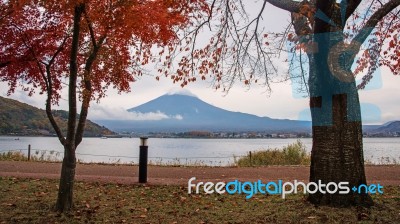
left=2, top=134, right=400, bottom=139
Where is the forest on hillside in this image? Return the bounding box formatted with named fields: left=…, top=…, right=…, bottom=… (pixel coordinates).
left=0, top=96, right=114, bottom=137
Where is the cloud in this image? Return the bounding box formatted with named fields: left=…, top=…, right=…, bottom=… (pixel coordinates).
left=88, top=104, right=183, bottom=121
left=174, top=114, right=183, bottom=120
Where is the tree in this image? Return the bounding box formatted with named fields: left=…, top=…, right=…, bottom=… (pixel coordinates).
left=163, top=0, right=399, bottom=206
left=0, top=0, right=208, bottom=212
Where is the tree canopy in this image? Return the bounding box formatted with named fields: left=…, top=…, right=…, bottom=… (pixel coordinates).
left=1, top=0, right=209, bottom=101
left=160, top=0, right=399, bottom=93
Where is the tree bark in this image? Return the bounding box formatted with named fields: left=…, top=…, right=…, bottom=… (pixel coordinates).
left=307, top=30, right=373, bottom=207
left=308, top=93, right=373, bottom=207
left=55, top=145, right=76, bottom=212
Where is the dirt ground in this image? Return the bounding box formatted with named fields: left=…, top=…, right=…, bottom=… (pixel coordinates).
left=0, top=161, right=399, bottom=186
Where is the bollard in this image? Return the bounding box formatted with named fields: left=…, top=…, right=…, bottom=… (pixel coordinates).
left=28, top=144, right=31, bottom=161
left=138, top=137, right=148, bottom=183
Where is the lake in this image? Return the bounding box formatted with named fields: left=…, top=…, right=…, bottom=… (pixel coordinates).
left=0, top=136, right=399, bottom=166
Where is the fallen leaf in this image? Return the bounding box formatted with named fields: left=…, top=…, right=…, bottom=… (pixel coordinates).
left=358, top=213, right=370, bottom=221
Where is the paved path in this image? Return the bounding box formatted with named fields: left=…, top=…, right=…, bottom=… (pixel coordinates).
left=0, top=161, right=399, bottom=186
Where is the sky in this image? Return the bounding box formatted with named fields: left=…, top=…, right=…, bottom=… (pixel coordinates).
left=1, top=1, right=399, bottom=125
left=1, top=64, right=398, bottom=125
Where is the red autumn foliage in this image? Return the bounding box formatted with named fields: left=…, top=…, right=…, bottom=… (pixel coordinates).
left=0, top=0, right=209, bottom=212
left=0, top=0, right=209, bottom=102
left=353, top=1, right=400, bottom=89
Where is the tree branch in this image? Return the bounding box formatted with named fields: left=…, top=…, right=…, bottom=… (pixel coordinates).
left=48, top=35, right=69, bottom=66
left=75, top=36, right=106, bottom=147
left=345, top=0, right=362, bottom=21
left=351, top=0, right=400, bottom=48
left=314, top=0, right=337, bottom=33
left=291, top=12, right=313, bottom=37
left=83, top=9, right=97, bottom=48
left=44, top=35, right=70, bottom=146
left=265, top=0, right=304, bottom=13
left=45, top=65, right=66, bottom=146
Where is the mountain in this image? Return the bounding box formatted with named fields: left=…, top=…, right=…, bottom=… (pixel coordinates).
left=372, top=121, right=400, bottom=134
left=95, top=93, right=312, bottom=133
left=0, top=96, right=115, bottom=136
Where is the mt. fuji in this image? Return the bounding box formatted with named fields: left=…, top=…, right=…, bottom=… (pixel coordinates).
left=94, top=92, right=311, bottom=133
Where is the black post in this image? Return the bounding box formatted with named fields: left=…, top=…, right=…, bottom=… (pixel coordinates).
left=28, top=144, right=31, bottom=161
left=139, top=137, right=148, bottom=183
left=249, top=151, right=252, bottom=167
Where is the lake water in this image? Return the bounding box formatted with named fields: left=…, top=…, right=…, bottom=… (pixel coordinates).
left=0, top=136, right=399, bottom=166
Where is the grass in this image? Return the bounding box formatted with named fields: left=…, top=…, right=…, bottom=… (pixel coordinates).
left=0, top=151, right=221, bottom=167
left=0, top=177, right=399, bottom=223
left=235, top=140, right=311, bottom=167
left=0, top=150, right=61, bottom=162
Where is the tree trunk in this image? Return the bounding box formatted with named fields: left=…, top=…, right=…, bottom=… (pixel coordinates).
left=55, top=144, right=76, bottom=212
left=308, top=93, right=373, bottom=207
left=307, top=31, right=373, bottom=207
left=54, top=4, right=84, bottom=212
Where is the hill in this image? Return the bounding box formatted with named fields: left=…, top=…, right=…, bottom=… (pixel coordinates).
left=95, top=93, right=312, bottom=133
left=0, top=96, right=114, bottom=137
left=373, top=121, right=400, bottom=134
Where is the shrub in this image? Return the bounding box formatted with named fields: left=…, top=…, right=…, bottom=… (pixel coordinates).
left=235, top=140, right=310, bottom=166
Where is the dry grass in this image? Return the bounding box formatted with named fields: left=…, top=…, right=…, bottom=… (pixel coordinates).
left=0, top=150, right=61, bottom=162
left=235, top=140, right=311, bottom=166
left=0, top=177, right=399, bottom=223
